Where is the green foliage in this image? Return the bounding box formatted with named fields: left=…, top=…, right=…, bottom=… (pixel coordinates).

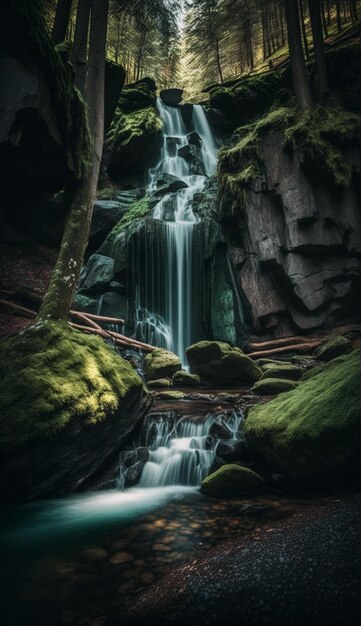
left=2, top=0, right=90, bottom=180
left=244, top=350, right=361, bottom=479
left=0, top=321, right=142, bottom=451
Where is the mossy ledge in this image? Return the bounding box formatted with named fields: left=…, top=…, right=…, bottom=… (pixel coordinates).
left=0, top=321, right=143, bottom=451
left=244, top=349, right=361, bottom=481
left=218, top=105, right=361, bottom=219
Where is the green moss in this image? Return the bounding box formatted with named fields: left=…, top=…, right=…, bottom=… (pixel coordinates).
left=172, top=371, right=201, bottom=387
left=100, top=196, right=151, bottom=257
left=107, top=107, right=162, bottom=151
left=252, top=378, right=298, bottom=395
left=2, top=1, right=90, bottom=180
left=201, top=464, right=265, bottom=496
left=118, top=84, right=157, bottom=112
left=244, top=349, right=361, bottom=479
left=218, top=104, right=361, bottom=219
left=0, top=321, right=143, bottom=451
left=284, top=107, right=361, bottom=186
left=186, top=341, right=262, bottom=386
left=314, top=335, right=353, bottom=361
left=144, top=348, right=181, bottom=382
left=261, top=363, right=303, bottom=381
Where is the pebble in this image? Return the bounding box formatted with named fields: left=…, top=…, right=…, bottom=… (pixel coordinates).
left=110, top=552, right=135, bottom=565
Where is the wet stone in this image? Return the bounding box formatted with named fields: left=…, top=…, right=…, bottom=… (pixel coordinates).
left=110, top=552, right=135, bottom=565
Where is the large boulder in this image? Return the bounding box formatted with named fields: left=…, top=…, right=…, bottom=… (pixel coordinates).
left=0, top=321, right=149, bottom=500
left=201, top=463, right=265, bottom=496
left=79, top=254, right=115, bottom=292
left=244, top=350, right=361, bottom=480
left=315, top=335, right=353, bottom=362
left=186, top=341, right=262, bottom=386
left=144, top=348, right=182, bottom=382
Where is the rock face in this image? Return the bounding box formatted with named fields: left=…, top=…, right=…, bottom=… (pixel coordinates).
left=224, top=130, right=361, bottom=338
left=244, top=349, right=361, bottom=480
left=186, top=341, right=262, bottom=386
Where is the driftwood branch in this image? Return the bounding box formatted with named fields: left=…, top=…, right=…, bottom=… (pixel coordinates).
left=0, top=299, right=155, bottom=352
left=247, top=342, right=322, bottom=359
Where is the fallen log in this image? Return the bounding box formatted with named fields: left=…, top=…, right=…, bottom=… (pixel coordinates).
left=247, top=335, right=317, bottom=351
left=247, top=341, right=322, bottom=359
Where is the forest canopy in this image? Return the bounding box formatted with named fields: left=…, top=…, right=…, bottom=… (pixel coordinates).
left=45, top=0, right=361, bottom=100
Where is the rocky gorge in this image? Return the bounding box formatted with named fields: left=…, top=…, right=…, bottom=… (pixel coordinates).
left=1, top=3, right=361, bottom=625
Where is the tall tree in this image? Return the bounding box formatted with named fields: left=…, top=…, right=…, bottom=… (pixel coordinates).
left=71, top=0, right=91, bottom=95
left=39, top=0, right=109, bottom=321
left=52, top=0, right=73, bottom=44
left=308, top=0, right=329, bottom=102
left=284, top=0, right=313, bottom=111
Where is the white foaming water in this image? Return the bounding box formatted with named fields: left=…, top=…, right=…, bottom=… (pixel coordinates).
left=148, top=98, right=218, bottom=365
left=138, top=409, right=244, bottom=488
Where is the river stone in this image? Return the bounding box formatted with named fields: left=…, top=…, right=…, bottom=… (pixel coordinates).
left=172, top=371, right=201, bottom=387
left=315, top=335, right=353, bottom=361
left=180, top=102, right=193, bottom=124
left=147, top=378, right=172, bottom=388
left=244, top=349, right=361, bottom=480
left=186, top=341, right=262, bottom=386
left=144, top=349, right=182, bottom=382
left=155, top=391, right=186, bottom=400
left=260, top=363, right=303, bottom=381
left=201, top=464, right=265, bottom=496
left=251, top=378, right=298, bottom=395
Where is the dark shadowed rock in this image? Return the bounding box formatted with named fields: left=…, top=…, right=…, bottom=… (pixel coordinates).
left=160, top=88, right=183, bottom=106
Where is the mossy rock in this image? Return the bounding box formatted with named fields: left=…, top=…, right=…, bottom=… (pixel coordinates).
left=201, top=463, right=265, bottom=496
left=315, top=335, right=353, bottom=362
left=261, top=363, right=303, bottom=381
left=155, top=391, right=186, bottom=400
left=172, top=370, right=201, bottom=387
left=244, top=350, right=361, bottom=480
left=252, top=378, right=298, bottom=395
left=144, top=348, right=182, bottom=382
left=0, top=321, right=143, bottom=451
left=256, top=358, right=292, bottom=367
left=147, top=378, right=171, bottom=389
left=186, top=341, right=262, bottom=386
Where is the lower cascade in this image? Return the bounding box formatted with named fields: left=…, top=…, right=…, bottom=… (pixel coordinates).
left=120, top=408, right=244, bottom=489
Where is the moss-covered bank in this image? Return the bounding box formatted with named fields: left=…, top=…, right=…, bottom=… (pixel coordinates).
left=0, top=321, right=143, bottom=451
left=218, top=104, right=361, bottom=220
left=244, top=349, right=361, bottom=480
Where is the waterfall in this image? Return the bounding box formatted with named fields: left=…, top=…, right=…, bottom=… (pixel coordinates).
left=137, top=98, right=218, bottom=365
left=137, top=408, right=244, bottom=488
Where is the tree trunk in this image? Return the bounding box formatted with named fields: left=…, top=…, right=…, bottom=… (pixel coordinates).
left=349, top=0, right=358, bottom=22
left=335, top=0, right=342, bottom=31
left=71, top=0, right=91, bottom=95
left=284, top=0, right=313, bottom=111
left=52, top=0, right=73, bottom=45
left=215, top=37, right=224, bottom=83
left=39, top=0, right=109, bottom=322
left=298, top=0, right=310, bottom=60
left=308, top=0, right=329, bottom=102
left=320, top=0, right=329, bottom=37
